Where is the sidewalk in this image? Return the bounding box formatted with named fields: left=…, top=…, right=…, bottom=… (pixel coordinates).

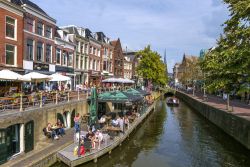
left=180, top=90, right=250, bottom=120
left=2, top=128, right=75, bottom=167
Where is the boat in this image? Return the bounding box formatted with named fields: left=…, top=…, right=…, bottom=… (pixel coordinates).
left=166, top=97, right=179, bottom=106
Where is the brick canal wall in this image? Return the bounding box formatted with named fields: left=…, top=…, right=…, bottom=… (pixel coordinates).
left=176, top=91, right=250, bottom=150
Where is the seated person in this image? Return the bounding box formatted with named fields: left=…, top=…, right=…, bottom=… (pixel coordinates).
left=46, top=123, right=57, bottom=139
left=56, top=119, right=65, bottom=136
left=85, top=129, right=95, bottom=142
left=117, top=116, right=124, bottom=132
left=98, top=115, right=106, bottom=124
left=111, top=118, right=119, bottom=127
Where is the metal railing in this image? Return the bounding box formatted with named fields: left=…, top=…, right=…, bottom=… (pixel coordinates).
left=0, top=90, right=89, bottom=112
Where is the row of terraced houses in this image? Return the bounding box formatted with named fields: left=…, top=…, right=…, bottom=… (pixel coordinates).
left=0, top=0, right=137, bottom=88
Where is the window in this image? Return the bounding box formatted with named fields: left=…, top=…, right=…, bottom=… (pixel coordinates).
left=98, top=49, right=100, bottom=56
left=26, top=17, right=34, bottom=32
left=103, top=61, right=107, bottom=71
left=6, top=44, right=15, bottom=65
left=81, top=44, right=84, bottom=54
left=84, top=57, right=88, bottom=70
left=0, top=131, right=6, bottom=144
left=45, top=26, right=52, bottom=38
left=89, top=58, right=92, bottom=69
left=93, top=48, right=96, bottom=55
left=80, top=56, right=83, bottom=69
left=77, top=41, right=80, bottom=52
left=45, top=44, right=51, bottom=63
left=93, top=60, right=95, bottom=70
left=37, top=42, right=43, bottom=62
left=90, top=46, right=93, bottom=54
left=63, top=51, right=67, bottom=66
left=56, top=48, right=61, bottom=64
left=6, top=16, right=16, bottom=39
left=84, top=44, right=88, bottom=54
left=76, top=55, right=79, bottom=68
left=26, top=39, right=34, bottom=60
left=37, top=22, right=43, bottom=35
left=68, top=53, right=73, bottom=66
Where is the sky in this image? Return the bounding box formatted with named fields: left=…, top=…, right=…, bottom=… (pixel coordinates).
left=32, top=0, right=229, bottom=72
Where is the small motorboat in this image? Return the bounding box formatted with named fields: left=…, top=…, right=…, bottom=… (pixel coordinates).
left=166, top=97, right=179, bottom=106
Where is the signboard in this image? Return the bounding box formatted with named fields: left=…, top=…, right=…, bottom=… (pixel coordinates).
left=33, top=62, right=49, bottom=71
left=55, top=65, right=74, bottom=73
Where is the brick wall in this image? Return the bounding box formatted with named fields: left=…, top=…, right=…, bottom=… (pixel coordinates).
left=0, top=8, right=23, bottom=69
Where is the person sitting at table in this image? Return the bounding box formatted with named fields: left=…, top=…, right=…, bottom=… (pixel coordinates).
left=111, top=117, right=119, bottom=127
left=94, top=130, right=104, bottom=149
left=56, top=119, right=65, bottom=136
left=117, top=116, right=124, bottom=132
left=46, top=123, right=58, bottom=139
left=85, top=129, right=96, bottom=149
left=98, top=115, right=106, bottom=128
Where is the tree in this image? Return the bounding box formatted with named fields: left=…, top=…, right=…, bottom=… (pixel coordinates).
left=179, top=56, right=202, bottom=95
left=200, top=0, right=250, bottom=109
left=136, top=45, right=168, bottom=86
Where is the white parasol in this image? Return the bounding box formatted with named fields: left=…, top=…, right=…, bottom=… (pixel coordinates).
left=50, top=73, right=71, bottom=82
left=0, top=69, right=30, bottom=81
left=23, top=72, right=51, bottom=82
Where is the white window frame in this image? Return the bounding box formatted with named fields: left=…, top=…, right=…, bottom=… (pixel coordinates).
left=36, top=42, right=44, bottom=62
left=68, top=53, right=73, bottom=67
left=5, top=44, right=17, bottom=66
left=5, top=15, right=17, bottom=41
left=62, top=51, right=67, bottom=66
left=45, top=44, right=52, bottom=63
left=26, top=39, right=34, bottom=60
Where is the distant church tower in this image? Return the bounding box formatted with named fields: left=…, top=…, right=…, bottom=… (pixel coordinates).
left=164, top=49, right=168, bottom=74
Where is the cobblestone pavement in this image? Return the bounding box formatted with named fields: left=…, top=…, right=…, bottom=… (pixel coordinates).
left=2, top=128, right=75, bottom=167
left=181, top=90, right=250, bottom=120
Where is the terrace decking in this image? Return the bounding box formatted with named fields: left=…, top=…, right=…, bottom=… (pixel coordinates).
left=57, top=103, right=155, bottom=167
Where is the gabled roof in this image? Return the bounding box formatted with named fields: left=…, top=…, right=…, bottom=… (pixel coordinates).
left=11, top=0, right=48, bottom=16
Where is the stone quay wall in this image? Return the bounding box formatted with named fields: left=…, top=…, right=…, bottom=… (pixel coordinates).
left=176, top=91, right=250, bottom=149
left=0, top=99, right=89, bottom=149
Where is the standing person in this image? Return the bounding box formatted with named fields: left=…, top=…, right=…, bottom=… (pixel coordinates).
left=74, top=113, right=81, bottom=133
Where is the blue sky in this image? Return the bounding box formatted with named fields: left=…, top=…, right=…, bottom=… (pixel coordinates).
left=32, top=0, right=228, bottom=72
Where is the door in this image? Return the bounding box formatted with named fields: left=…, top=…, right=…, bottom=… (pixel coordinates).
left=57, top=113, right=64, bottom=125
left=71, top=110, right=76, bottom=128
left=0, top=129, right=7, bottom=165
left=25, top=121, right=34, bottom=153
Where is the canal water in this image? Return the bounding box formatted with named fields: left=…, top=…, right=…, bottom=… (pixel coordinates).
left=53, top=100, right=250, bottom=167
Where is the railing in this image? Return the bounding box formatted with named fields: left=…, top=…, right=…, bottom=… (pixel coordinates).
left=0, top=86, right=145, bottom=113
left=0, top=90, right=89, bottom=112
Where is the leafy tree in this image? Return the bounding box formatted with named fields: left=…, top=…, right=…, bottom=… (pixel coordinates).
left=200, top=0, right=250, bottom=109
left=136, top=45, right=168, bottom=86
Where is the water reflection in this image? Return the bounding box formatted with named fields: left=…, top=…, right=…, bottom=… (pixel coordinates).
left=53, top=100, right=250, bottom=167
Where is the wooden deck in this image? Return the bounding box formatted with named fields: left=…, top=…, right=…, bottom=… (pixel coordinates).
left=57, top=103, right=155, bottom=167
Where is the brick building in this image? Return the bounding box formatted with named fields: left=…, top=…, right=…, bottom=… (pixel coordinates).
left=95, top=32, right=114, bottom=80
left=111, top=38, right=124, bottom=78
left=0, top=0, right=24, bottom=72
left=11, top=0, right=57, bottom=74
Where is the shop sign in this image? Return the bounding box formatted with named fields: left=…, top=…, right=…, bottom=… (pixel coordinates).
left=33, top=62, right=49, bottom=71
left=56, top=66, right=74, bottom=73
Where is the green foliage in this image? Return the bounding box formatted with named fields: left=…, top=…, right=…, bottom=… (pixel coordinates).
left=200, top=0, right=250, bottom=93
left=136, top=45, right=168, bottom=86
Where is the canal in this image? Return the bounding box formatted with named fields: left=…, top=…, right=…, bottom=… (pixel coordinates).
left=53, top=100, right=250, bottom=167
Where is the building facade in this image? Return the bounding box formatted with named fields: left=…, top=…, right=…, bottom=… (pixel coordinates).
left=11, top=0, right=57, bottom=74
left=0, top=0, right=24, bottom=72
left=123, top=55, right=132, bottom=79
left=54, top=28, right=75, bottom=89
left=111, top=38, right=124, bottom=78
left=95, top=32, right=114, bottom=80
